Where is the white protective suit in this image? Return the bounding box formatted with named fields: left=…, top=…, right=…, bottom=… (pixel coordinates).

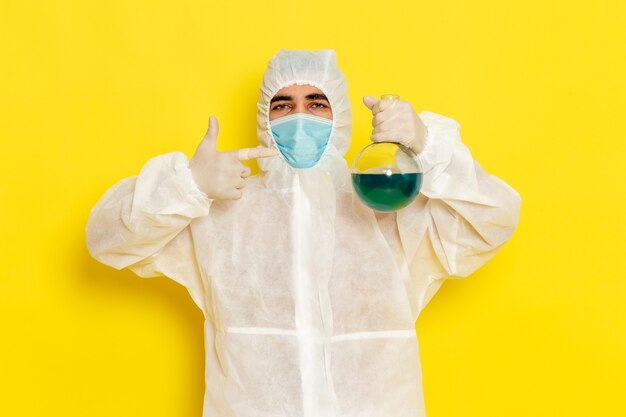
left=86, top=49, right=521, bottom=417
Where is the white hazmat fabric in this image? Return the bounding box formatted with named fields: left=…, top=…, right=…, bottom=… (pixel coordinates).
left=86, top=49, right=521, bottom=417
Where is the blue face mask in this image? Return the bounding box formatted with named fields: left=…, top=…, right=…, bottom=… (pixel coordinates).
left=269, top=113, right=333, bottom=169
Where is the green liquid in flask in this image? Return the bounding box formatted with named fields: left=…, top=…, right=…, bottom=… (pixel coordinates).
left=352, top=173, right=423, bottom=212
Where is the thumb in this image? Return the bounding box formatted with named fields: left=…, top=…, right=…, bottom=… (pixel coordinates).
left=362, top=95, right=378, bottom=111
left=201, top=116, right=219, bottom=148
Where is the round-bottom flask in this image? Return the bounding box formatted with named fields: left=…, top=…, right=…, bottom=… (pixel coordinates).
left=351, top=95, right=423, bottom=212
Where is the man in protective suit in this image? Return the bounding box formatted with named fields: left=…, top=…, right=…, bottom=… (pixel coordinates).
left=86, top=49, right=521, bottom=417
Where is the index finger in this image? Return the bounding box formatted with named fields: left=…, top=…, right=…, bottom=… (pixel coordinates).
left=237, top=146, right=278, bottom=161
left=371, top=99, right=396, bottom=115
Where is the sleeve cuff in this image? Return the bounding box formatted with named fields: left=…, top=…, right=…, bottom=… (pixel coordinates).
left=415, top=110, right=460, bottom=175
left=133, top=152, right=212, bottom=219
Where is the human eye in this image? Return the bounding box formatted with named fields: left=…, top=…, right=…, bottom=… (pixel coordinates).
left=271, top=103, right=291, bottom=110
left=310, top=102, right=329, bottom=109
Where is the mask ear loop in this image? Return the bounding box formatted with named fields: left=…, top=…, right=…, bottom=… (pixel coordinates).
left=266, top=111, right=289, bottom=167
left=265, top=82, right=299, bottom=167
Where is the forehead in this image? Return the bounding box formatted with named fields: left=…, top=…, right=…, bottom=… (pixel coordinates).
left=273, top=84, right=325, bottom=99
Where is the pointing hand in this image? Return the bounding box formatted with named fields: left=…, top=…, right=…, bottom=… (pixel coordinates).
left=189, top=116, right=277, bottom=200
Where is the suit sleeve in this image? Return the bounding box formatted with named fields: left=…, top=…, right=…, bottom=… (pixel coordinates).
left=396, top=111, right=522, bottom=310
left=85, top=152, right=212, bottom=313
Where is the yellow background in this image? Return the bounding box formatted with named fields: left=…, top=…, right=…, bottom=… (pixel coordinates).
left=1, top=0, right=625, bottom=416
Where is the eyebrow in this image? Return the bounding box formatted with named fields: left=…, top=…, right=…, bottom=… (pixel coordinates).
left=305, top=93, right=329, bottom=102
left=270, top=95, right=292, bottom=104
left=270, top=93, right=329, bottom=104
